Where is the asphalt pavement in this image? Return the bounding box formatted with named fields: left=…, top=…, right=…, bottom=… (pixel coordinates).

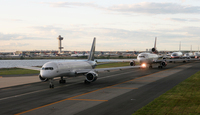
left=0, top=61, right=199, bottom=115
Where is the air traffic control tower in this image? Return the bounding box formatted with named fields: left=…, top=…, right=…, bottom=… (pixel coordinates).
left=57, top=35, right=64, bottom=53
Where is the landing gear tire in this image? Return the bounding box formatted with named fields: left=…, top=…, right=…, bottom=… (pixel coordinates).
left=49, top=84, right=54, bottom=88
left=158, top=66, right=163, bottom=69
left=84, top=80, right=91, bottom=84
left=59, top=76, right=66, bottom=84
left=59, top=80, right=66, bottom=84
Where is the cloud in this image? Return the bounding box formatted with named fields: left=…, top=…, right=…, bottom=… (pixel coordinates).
left=1, top=25, right=200, bottom=51
left=108, top=2, right=200, bottom=14
left=11, top=19, right=23, bottom=22
left=42, top=2, right=103, bottom=9
left=166, top=18, right=200, bottom=22
left=181, top=0, right=186, bottom=2
left=0, top=33, right=47, bottom=40
left=28, top=25, right=200, bottom=43
left=42, top=2, right=200, bottom=14
left=3, top=42, right=29, bottom=47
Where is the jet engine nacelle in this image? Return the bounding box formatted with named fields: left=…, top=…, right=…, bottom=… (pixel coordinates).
left=130, top=60, right=135, bottom=66
left=85, top=71, right=98, bottom=82
left=152, top=48, right=158, bottom=54
left=161, top=61, right=167, bottom=67
left=39, top=74, right=49, bottom=82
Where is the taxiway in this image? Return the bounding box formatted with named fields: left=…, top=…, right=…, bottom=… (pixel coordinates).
left=0, top=62, right=199, bottom=115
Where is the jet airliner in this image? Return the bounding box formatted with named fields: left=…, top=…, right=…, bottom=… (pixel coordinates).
left=129, top=37, right=199, bottom=69
left=129, top=37, right=167, bottom=68
left=170, top=42, right=183, bottom=59
left=38, top=37, right=141, bottom=88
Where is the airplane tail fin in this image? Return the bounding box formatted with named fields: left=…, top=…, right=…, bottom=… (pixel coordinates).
left=154, top=37, right=157, bottom=49
left=88, top=37, right=96, bottom=61
left=152, top=37, right=158, bottom=54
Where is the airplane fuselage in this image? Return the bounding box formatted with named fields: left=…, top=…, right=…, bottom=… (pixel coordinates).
left=194, top=52, right=200, bottom=57
left=137, top=53, right=158, bottom=64
left=40, top=61, right=96, bottom=78
left=171, top=52, right=183, bottom=58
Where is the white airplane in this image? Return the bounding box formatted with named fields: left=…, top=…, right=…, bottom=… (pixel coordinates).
left=194, top=46, right=200, bottom=58
left=170, top=42, right=183, bottom=59
left=184, top=52, right=194, bottom=58
left=183, top=45, right=195, bottom=58
left=38, top=37, right=141, bottom=88
left=129, top=37, right=167, bottom=68
left=194, top=52, right=200, bottom=58
left=129, top=38, right=199, bottom=69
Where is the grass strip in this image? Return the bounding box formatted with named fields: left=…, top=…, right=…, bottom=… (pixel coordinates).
left=0, top=68, right=39, bottom=75
left=133, top=70, right=200, bottom=115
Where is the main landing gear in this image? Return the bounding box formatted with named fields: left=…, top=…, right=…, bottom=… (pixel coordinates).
left=49, top=77, right=66, bottom=88
left=84, top=80, right=91, bottom=84
left=59, top=76, right=66, bottom=84
left=149, top=65, right=153, bottom=69
left=158, top=66, right=163, bottom=69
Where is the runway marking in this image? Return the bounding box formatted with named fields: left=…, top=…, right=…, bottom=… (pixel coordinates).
left=68, top=87, right=108, bottom=99
left=15, top=63, right=191, bottom=115
left=1, top=70, right=141, bottom=101
left=1, top=88, right=11, bottom=90
left=108, top=87, right=138, bottom=89
left=68, top=99, right=108, bottom=102
left=0, top=89, right=49, bottom=101
left=134, top=79, right=155, bottom=82
left=15, top=68, right=173, bottom=115
left=98, top=69, right=140, bottom=80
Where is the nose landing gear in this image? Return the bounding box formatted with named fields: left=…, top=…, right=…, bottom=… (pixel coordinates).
left=49, top=79, right=54, bottom=88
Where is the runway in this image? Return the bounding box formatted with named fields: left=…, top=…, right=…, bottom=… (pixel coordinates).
left=0, top=62, right=199, bottom=115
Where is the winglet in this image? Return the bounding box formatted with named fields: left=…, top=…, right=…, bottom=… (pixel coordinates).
left=88, top=37, right=96, bottom=61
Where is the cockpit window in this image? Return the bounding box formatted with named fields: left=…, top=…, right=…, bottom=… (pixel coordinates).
left=139, top=56, right=145, bottom=58
left=42, top=67, right=53, bottom=70
left=172, top=54, right=177, bottom=56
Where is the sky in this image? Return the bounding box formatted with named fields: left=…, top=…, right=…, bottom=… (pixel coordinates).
left=0, top=0, right=200, bottom=52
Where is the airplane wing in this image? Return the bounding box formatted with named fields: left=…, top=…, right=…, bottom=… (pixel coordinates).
left=17, top=66, right=40, bottom=71
left=156, top=58, right=200, bottom=63
left=95, top=59, right=137, bottom=63
left=76, top=65, right=141, bottom=74
left=94, top=65, right=141, bottom=73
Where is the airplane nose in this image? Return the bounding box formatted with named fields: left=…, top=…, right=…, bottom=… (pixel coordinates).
left=138, top=58, right=145, bottom=63
left=40, top=62, right=58, bottom=78
left=40, top=70, right=48, bottom=78
left=40, top=70, right=54, bottom=78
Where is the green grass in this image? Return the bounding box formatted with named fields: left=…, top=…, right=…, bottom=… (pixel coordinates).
left=133, top=71, right=200, bottom=115
left=0, top=68, right=39, bottom=75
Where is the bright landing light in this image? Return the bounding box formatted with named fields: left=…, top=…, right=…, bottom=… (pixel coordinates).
left=141, top=63, right=146, bottom=68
